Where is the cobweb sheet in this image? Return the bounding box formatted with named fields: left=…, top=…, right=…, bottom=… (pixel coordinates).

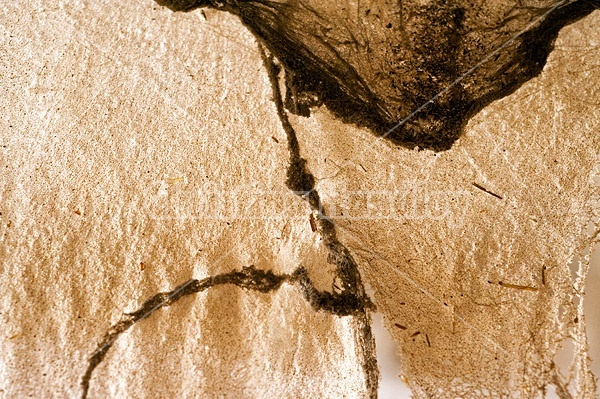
left=0, top=1, right=598, bottom=398
left=291, top=11, right=600, bottom=398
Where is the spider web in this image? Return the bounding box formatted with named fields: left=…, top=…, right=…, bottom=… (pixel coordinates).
left=0, top=2, right=598, bottom=398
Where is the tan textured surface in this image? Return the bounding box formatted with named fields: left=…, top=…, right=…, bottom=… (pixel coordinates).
left=292, top=11, right=600, bottom=398
left=0, top=2, right=367, bottom=398
left=0, top=1, right=598, bottom=398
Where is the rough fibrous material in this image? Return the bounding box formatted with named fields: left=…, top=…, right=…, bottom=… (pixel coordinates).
left=0, top=1, right=598, bottom=398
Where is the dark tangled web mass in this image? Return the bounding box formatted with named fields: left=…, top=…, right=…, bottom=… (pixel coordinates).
left=155, top=0, right=598, bottom=150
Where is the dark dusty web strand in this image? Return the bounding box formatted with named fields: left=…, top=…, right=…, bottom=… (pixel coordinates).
left=79, top=264, right=372, bottom=398
left=80, top=47, right=377, bottom=399
left=257, top=43, right=379, bottom=398
left=80, top=268, right=286, bottom=399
